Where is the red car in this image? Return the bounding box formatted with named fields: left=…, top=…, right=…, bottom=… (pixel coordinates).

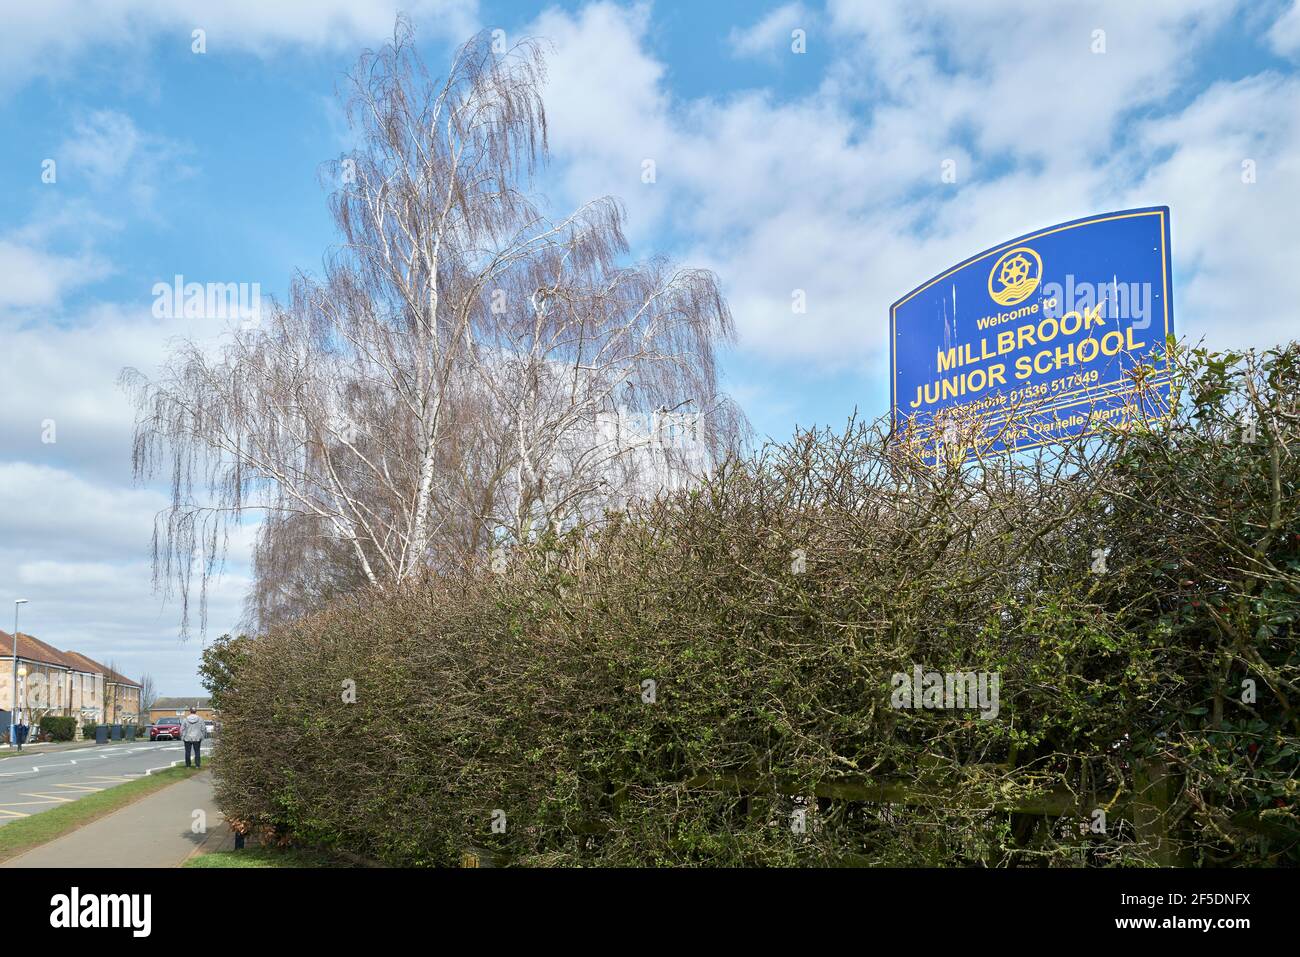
left=150, top=718, right=183, bottom=741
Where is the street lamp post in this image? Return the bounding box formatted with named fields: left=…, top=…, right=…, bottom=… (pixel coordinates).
left=16, top=666, right=26, bottom=751
left=11, top=599, right=28, bottom=750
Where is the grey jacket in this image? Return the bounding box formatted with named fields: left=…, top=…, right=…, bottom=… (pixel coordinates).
left=181, top=714, right=206, bottom=742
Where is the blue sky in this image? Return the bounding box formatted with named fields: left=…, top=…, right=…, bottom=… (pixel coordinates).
left=1, top=0, right=1298, bottom=694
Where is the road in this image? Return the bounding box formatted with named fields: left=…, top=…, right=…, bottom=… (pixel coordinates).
left=0, top=740, right=210, bottom=825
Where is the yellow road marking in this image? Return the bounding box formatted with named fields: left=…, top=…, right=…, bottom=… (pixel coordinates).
left=0, top=799, right=63, bottom=807
left=0, top=809, right=30, bottom=818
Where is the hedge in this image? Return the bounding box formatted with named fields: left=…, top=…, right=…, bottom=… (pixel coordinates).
left=204, top=343, right=1300, bottom=866
left=38, top=716, right=77, bottom=742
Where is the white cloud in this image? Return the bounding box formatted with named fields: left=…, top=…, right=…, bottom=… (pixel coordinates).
left=19, top=560, right=128, bottom=587
left=532, top=0, right=1292, bottom=367
left=170, top=0, right=478, bottom=51
left=2, top=0, right=1296, bottom=691
left=0, top=101, right=270, bottom=691
left=0, top=463, right=161, bottom=556
left=1122, top=73, right=1300, bottom=346
left=55, top=110, right=194, bottom=211
left=0, top=294, right=259, bottom=694
left=59, top=111, right=142, bottom=183
left=0, top=294, right=257, bottom=474
left=729, top=3, right=810, bottom=58
left=0, top=240, right=111, bottom=311
left=0, top=459, right=253, bottom=694
left=1269, top=0, right=1300, bottom=56
left=0, top=112, right=190, bottom=316
left=0, top=0, right=480, bottom=94
left=530, top=2, right=675, bottom=237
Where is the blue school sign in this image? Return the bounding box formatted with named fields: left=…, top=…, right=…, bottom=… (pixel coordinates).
left=890, top=206, right=1174, bottom=458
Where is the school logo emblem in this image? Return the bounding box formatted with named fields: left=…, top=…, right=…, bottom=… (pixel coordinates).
left=987, top=246, right=1042, bottom=307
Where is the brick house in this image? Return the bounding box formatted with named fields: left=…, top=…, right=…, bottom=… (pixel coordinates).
left=61, top=651, right=143, bottom=724
left=0, top=631, right=142, bottom=730
left=149, top=697, right=216, bottom=723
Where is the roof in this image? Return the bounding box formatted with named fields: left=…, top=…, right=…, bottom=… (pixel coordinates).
left=63, top=650, right=140, bottom=688
left=0, top=632, right=142, bottom=687
left=0, top=631, right=78, bottom=669
left=59, top=650, right=109, bottom=676
left=151, top=697, right=212, bottom=710
left=58, top=650, right=141, bottom=687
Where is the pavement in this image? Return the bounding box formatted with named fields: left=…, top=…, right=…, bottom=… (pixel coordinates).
left=0, top=767, right=232, bottom=868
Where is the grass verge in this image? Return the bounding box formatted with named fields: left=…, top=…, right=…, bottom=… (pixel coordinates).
left=184, top=845, right=353, bottom=868
left=0, top=765, right=205, bottom=863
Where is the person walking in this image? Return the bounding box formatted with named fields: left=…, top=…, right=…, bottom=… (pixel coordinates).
left=181, top=707, right=205, bottom=768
